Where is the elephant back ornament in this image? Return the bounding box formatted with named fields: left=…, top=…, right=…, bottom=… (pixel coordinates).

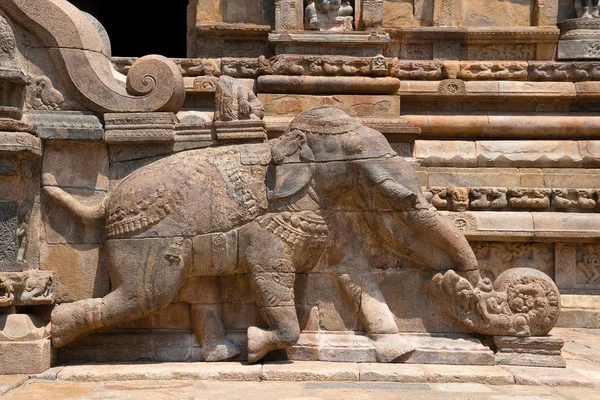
left=45, top=105, right=561, bottom=363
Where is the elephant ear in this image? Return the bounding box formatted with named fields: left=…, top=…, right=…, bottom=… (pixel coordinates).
left=269, top=129, right=315, bottom=201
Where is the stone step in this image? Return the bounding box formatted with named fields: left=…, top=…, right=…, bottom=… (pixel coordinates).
left=50, top=361, right=594, bottom=387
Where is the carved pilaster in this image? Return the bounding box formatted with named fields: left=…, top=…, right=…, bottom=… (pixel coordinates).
left=433, top=0, right=462, bottom=27
left=555, top=243, right=577, bottom=290
left=361, top=0, right=384, bottom=30
left=275, top=0, right=302, bottom=31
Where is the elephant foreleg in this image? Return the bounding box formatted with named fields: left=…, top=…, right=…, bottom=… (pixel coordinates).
left=339, top=273, right=417, bottom=362
left=247, top=267, right=299, bottom=363
left=240, top=223, right=301, bottom=363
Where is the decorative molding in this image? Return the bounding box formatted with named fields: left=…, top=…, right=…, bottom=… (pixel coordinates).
left=0, top=0, right=184, bottom=113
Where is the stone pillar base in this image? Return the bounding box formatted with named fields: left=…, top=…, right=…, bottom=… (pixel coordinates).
left=0, top=338, right=54, bottom=374
left=558, top=18, right=600, bottom=60
left=493, top=335, right=565, bottom=368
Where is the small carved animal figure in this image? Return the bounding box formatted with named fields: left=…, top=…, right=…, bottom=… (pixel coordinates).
left=29, top=76, right=65, bottom=110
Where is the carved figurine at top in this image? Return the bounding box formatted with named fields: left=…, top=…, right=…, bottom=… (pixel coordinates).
left=214, top=76, right=264, bottom=122
left=45, top=106, right=560, bottom=363
left=305, top=0, right=354, bottom=31
left=576, top=0, right=599, bottom=18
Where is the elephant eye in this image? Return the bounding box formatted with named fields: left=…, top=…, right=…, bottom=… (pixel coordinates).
left=356, top=146, right=364, bottom=154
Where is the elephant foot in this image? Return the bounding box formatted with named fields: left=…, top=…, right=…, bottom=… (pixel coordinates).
left=247, top=326, right=276, bottom=364
left=370, top=334, right=417, bottom=363
left=200, top=338, right=241, bottom=362
left=51, top=298, right=103, bottom=348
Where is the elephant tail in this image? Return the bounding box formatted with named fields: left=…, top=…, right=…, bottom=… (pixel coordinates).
left=43, top=186, right=108, bottom=225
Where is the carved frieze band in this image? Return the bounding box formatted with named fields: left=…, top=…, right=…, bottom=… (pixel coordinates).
left=425, top=187, right=600, bottom=212
left=111, top=57, right=600, bottom=82
left=0, top=270, right=53, bottom=307
left=461, top=241, right=600, bottom=291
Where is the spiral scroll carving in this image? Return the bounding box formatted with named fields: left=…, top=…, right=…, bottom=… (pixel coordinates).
left=126, top=55, right=185, bottom=112
left=0, top=1, right=185, bottom=113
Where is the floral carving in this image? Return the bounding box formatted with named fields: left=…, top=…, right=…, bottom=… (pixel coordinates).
left=472, top=242, right=554, bottom=281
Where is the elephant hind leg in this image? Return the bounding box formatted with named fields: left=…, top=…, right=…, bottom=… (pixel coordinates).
left=191, top=278, right=240, bottom=361
left=51, top=237, right=192, bottom=348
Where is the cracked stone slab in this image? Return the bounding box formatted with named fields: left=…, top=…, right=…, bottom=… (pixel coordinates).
left=0, top=375, right=28, bottom=395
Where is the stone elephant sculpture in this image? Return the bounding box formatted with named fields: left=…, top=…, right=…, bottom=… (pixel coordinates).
left=46, top=106, right=559, bottom=363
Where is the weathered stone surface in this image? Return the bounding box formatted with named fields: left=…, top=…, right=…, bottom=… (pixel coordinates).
left=257, top=76, right=401, bottom=95
left=476, top=141, right=583, bottom=168
left=0, top=271, right=53, bottom=306
left=0, top=339, right=53, bottom=374
left=403, top=335, right=495, bottom=366
left=259, top=94, right=401, bottom=118
left=414, top=141, right=477, bottom=167
left=25, top=111, right=103, bottom=140
left=58, top=362, right=262, bottom=381
left=422, top=365, right=514, bottom=384
left=0, top=381, right=97, bottom=400
left=262, top=361, right=359, bottom=381
left=42, top=141, right=108, bottom=191
left=40, top=243, right=108, bottom=302
left=359, top=363, right=427, bottom=382
left=0, top=375, right=28, bottom=395
left=503, top=365, right=594, bottom=387
left=494, top=335, right=566, bottom=368
left=104, top=112, right=177, bottom=143
left=428, top=168, right=521, bottom=187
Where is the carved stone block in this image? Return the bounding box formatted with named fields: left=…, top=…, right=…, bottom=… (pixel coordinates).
left=576, top=243, right=600, bottom=289
left=555, top=243, right=577, bottom=290
left=552, top=189, right=597, bottom=211
left=0, top=201, right=18, bottom=271
left=558, top=19, right=600, bottom=60
left=414, top=140, right=476, bottom=167
left=472, top=242, right=554, bottom=282
left=469, top=187, right=508, bottom=211
left=459, top=62, right=528, bottom=80
left=508, top=188, right=552, bottom=210
left=450, top=187, right=469, bottom=212
left=25, top=111, right=104, bottom=140
left=493, top=335, right=566, bottom=368
left=423, top=187, right=448, bottom=210
left=0, top=132, right=42, bottom=157
left=0, top=270, right=53, bottom=306
left=104, top=112, right=177, bottom=143
left=0, top=339, right=53, bottom=374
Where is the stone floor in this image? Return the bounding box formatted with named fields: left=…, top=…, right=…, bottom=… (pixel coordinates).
left=0, top=328, right=599, bottom=399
